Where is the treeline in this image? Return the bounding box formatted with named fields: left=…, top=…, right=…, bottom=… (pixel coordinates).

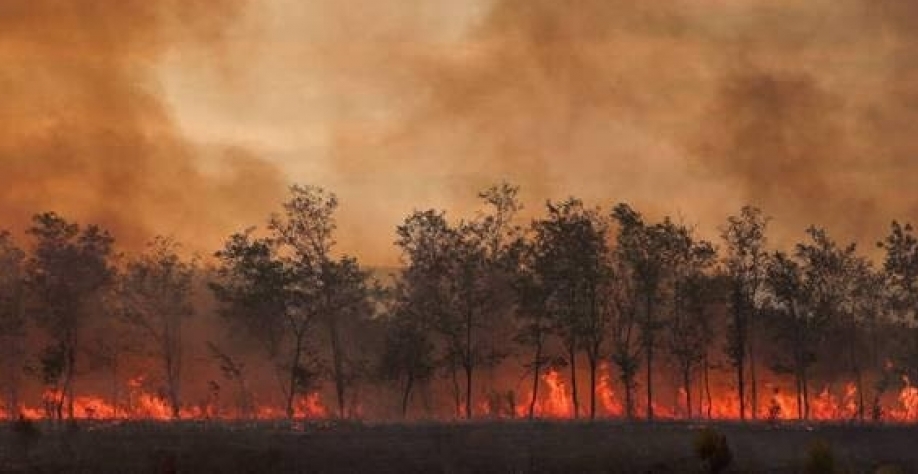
left=0, top=183, right=916, bottom=422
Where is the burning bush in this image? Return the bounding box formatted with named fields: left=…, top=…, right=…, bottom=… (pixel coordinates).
left=693, top=427, right=732, bottom=474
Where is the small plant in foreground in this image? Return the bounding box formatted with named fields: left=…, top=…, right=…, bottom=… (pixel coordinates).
left=693, top=427, right=732, bottom=474
left=874, top=464, right=905, bottom=474
left=805, top=439, right=836, bottom=474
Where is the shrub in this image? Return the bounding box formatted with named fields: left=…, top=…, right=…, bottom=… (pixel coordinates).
left=693, top=427, right=732, bottom=474
left=874, top=465, right=905, bottom=474
left=804, top=439, right=836, bottom=474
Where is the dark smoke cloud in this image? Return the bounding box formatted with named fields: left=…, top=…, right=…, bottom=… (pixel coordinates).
left=298, top=0, right=918, bottom=258
left=0, top=0, right=283, bottom=252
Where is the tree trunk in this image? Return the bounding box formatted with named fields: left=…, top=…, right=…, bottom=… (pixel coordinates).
left=645, top=295, right=655, bottom=422
left=464, top=362, right=473, bottom=419
left=682, top=364, right=692, bottom=419
left=401, top=373, right=414, bottom=419
left=110, top=359, right=119, bottom=419
left=732, top=287, right=747, bottom=422
left=450, top=363, right=461, bottom=418
left=464, top=304, right=474, bottom=420
left=748, top=317, right=758, bottom=420
left=65, top=336, right=76, bottom=421
left=802, top=367, right=810, bottom=420
left=588, top=354, right=597, bottom=420
left=329, top=318, right=346, bottom=419
left=285, top=335, right=304, bottom=420
left=568, top=341, right=579, bottom=419
left=165, top=352, right=180, bottom=420
left=528, top=340, right=543, bottom=419
left=645, top=342, right=654, bottom=421
left=621, top=368, right=634, bottom=420
left=704, top=353, right=712, bottom=419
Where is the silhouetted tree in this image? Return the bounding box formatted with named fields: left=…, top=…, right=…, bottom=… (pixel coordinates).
left=766, top=228, right=852, bottom=420
left=395, top=184, right=520, bottom=419
left=26, top=212, right=116, bottom=420
left=612, top=204, right=687, bottom=421
left=666, top=232, right=716, bottom=419
left=878, top=221, right=918, bottom=382
left=318, top=256, right=375, bottom=418
left=212, top=185, right=345, bottom=419
left=513, top=240, right=554, bottom=419
left=607, top=256, right=642, bottom=420
left=532, top=198, right=611, bottom=419
left=720, top=206, right=769, bottom=421
left=379, top=282, right=436, bottom=418
left=0, top=231, right=26, bottom=420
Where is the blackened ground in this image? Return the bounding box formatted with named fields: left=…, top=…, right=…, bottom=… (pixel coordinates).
left=1, top=420, right=915, bottom=473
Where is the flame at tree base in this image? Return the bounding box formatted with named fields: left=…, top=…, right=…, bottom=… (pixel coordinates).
left=3, top=368, right=918, bottom=424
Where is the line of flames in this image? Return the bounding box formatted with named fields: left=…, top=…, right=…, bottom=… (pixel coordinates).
left=2, top=365, right=917, bottom=422
left=500, top=364, right=918, bottom=423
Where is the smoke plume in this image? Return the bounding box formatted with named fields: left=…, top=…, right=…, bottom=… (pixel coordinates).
left=290, top=0, right=918, bottom=257
left=0, top=0, right=283, bottom=252
left=5, top=0, right=918, bottom=260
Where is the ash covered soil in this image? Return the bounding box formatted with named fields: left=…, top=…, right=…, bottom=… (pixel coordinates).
left=1, top=420, right=916, bottom=473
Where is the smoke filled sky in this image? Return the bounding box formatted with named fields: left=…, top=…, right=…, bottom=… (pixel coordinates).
left=4, top=0, right=918, bottom=265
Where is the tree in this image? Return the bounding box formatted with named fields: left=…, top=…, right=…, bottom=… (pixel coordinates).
left=318, top=256, right=375, bottom=418
left=878, top=221, right=918, bottom=382
left=720, top=206, right=769, bottom=421
left=513, top=240, right=554, bottom=419
left=666, top=233, right=716, bottom=419
left=607, top=256, right=642, bottom=420
left=0, top=231, right=26, bottom=419
left=612, top=204, right=686, bottom=421
left=212, top=185, right=346, bottom=419
left=26, top=212, right=116, bottom=420
left=840, top=259, right=882, bottom=421
left=379, top=281, right=436, bottom=418
left=395, top=184, right=520, bottom=419
left=765, top=227, right=852, bottom=420
left=120, top=237, right=196, bottom=419
left=532, top=198, right=611, bottom=419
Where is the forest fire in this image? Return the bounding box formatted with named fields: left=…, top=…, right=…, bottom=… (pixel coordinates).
left=0, top=386, right=327, bottom=422
left=3, top=188, right=918, bottom=429
left=5, top=367, right=918, bottom=425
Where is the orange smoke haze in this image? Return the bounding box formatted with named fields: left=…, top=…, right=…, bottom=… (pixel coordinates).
left=0, top=0, right=283, bottom=254
left=4, top=0, right=918, bottom=263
